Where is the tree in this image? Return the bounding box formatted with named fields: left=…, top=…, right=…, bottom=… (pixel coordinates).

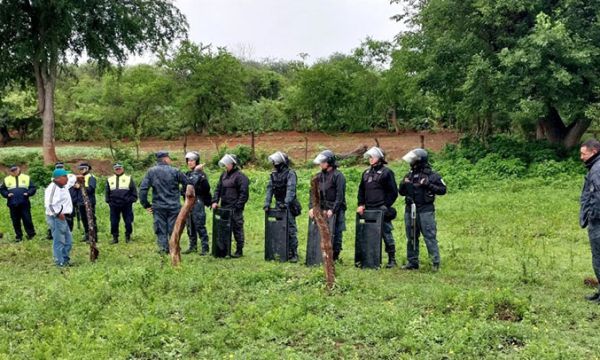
left=393, top=0, right=600, bottom=148
left=0, top=0, right=187, bottom=164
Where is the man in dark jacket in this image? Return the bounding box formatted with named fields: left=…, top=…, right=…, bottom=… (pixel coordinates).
left=140, top=151, right=188, bottom=254
left=0, top=165, right=36, bottom=241
left=105, top=163, right=138, bottom=244
left=309, top=150, right=347, bottom=261
left=357, top=147, right=399, bottom=268
left=183, top=151, right=212, bottom=255
left=580, top=139, right=600, bottom=303
left=75, top=162, right=97, bottom=242
left=399, top=148, right=447, bottom=271
left=212, top=154, right=249, bottom=258
left=264, top=151, right=300, bottom=262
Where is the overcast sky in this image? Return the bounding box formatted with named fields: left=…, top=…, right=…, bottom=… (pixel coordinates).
left=167, top=0, right=403, bottom=62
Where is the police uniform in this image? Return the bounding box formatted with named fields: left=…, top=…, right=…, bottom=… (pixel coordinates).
left=105, top=169, right=138, bottom=242
left=264, top=163, right=299, bottom=259
left=357, top=163, right=399, bottom=263
left=139, top=153, right=188, bottom=253
left=0, top=170, right=36, bottom=240
left=185, top=169, right=212, bottom=253
left=399, top=162, right=446, bottom=269
left=213, top=167, right=249, bottom=256
left=309, top=169, right=347, bottom=259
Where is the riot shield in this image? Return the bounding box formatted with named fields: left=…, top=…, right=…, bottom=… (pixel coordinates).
left=212, top=208, right=232, bottom=258
left=354, top=210, right=383, bottom=269
left=306, top=214, right=336, bottom=266
left=265, top=209, right=289, bottom=262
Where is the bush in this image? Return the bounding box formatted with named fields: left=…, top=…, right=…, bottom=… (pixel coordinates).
left=210, top=145, right=254, bottom=168
left=28, top=159, right=53, bottom=187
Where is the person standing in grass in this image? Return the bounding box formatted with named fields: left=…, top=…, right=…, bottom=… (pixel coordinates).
left=212, top=154, right=249, bottom=258
left=309, top=150, right=347, bottom=261
left=105, top=163, right=138, bottom=244
left=399, top=148, right=447, bottom=272
left=357, top=147, right=399, bottom=268
left=264, top=151, right=301, bottom=262
left=183, top=151, right=212, bottom=255
left=0, top=165, right=37, bottom=242
left=45, top=168, right=78, bottom=267
left=580, top=139, right=600, bottom=303
left=139, top=151, right=188, bottom=254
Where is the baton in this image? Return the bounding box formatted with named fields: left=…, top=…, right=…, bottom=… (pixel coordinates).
left=411, top=202, right=417, bottom=251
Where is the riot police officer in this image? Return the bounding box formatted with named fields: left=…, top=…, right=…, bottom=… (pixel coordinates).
left=357, top=147, right=399, bottom=268
left=309, top=150, right=347, bottom=261
left=264, top=151, right=301, bottom=262
left=399, top=148, right=447, bottom=271
left=183, top=151, right=212, bottom=255
left=212, top=154, right=249, bottom=258
left=105, top=163, right=138, bottom=244
left=139, top=151, right=188, bottom=254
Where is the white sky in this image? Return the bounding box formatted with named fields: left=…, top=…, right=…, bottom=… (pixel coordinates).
left=133, top=0, right=404, bottom=63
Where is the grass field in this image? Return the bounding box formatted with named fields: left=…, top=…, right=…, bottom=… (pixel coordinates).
left=0, top=164, right=599, bottom=359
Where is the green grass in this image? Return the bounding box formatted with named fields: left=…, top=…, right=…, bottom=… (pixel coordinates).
left=0, top=165, right=598, bottom=359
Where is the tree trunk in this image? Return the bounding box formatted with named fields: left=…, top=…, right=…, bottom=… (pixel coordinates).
left=538, top=106, right=591, bottom=149
left=34, top=61, right=58, bottom=165
left=389, top=107, right=401, bottom=134
left=0, top=126, right=11, bottom=145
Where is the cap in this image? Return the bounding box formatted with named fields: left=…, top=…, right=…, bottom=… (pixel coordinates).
left=113, top=163, right=124, bottom=169
left=9, top=165, right=18, bottom=172
left=52, top=169, right=68, bottom=178
left=156, top=151, right=169, bottom=159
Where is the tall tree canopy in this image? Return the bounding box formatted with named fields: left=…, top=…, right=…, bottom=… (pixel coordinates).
left=392, top=0, right=600, bottom=148
left=0, top=0, right=187, bottom=163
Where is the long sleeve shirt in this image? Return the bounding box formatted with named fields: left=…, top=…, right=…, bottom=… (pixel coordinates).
left=44, top=175, right=77, bottom=217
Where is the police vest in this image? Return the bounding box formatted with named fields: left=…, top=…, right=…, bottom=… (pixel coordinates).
left=107, top=174, right=131, bottom=190
left=271, top=170, right=290, bottom=202
left=84, top=174, right=94, bottom=188
left=363, top=167, right=387, bottom=207
left=4, top=174, right=30, bottom=189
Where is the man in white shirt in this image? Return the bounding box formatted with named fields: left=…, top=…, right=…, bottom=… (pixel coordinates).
left=45, top=168, right=77, bottom=267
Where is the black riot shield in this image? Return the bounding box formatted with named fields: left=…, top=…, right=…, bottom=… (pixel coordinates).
left=354, top=210, right=383, bottom=269
left=265, top=209, right=289, bottom=262
left=212, top=208, right=232, bottom=258
left=306, top=215, right=336, bottom=266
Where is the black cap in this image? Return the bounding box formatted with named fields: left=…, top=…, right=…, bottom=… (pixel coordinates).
left=78, top=162, right=91, bottom=170
left=9, top=165, right=18, bottom=171
left=156, top=151, right=169, bottom=159
left=54, top=162, right=65, bottom=169
left=113, top=163, right=124, bottom=169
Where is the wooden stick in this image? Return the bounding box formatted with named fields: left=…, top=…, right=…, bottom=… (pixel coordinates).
left=169, top=184, right=196, bottom=266
left=310, top=175, right=335, bottom=290
left=78, top=179, right=99, bottom=262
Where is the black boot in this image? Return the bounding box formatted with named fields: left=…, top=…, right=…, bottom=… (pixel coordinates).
left=231, top=247, right=243, bottom=258
left=183, top=247, right=197, bottom=255
left=289, top=250, right=298, bottom=263
left=333, top=250, right=340, bottom=262
left=81, top=233, right=89, bottom=242
left=125, top=234, right=131, bottom=243
left=401, top=263, right=419, bottom=270
left=386, top=252, right=397, bottom=268
left=586, top=292, right=600, bottom=301
left=200, top=247, right=209, bottom=256
left=111, top=235, right=118, bottom=244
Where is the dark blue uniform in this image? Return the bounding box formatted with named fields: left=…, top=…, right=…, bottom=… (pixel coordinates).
left=265, top=164, right=299, bottom=257
left=140, top=161, right=187, bottom=252
left=0, top=173, right=36, bottom=240
left=399, top=164, right=447, bottom=268
left=185, top=169, right=212, bottom=252
left=581, top=153, right=600, bottom=292
left=357, top=164, right=398, bottom=255
left=213, top=168, right=249, bottom=254
left=309, top=169, right=347, bottom=258
left=105, top=173, right=138, bottom=241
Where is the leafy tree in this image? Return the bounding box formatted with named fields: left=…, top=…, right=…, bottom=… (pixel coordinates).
left=0, top=0, right=187, bottom=163
left=393, top=0, right=600, bottom=147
